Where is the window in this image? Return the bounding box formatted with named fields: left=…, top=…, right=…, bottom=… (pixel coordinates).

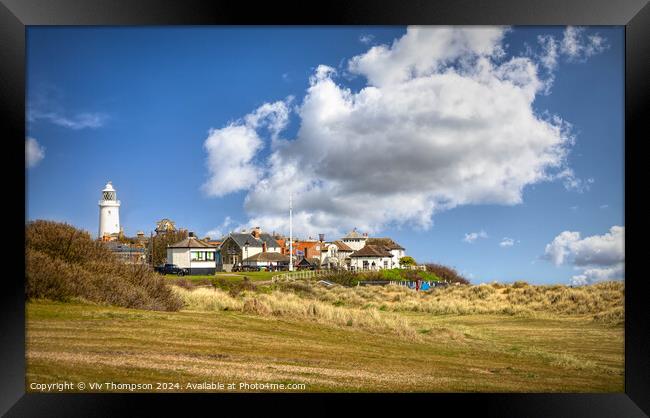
left=191, top=251, right=205, bottom=261
left=384, top=260, right=389, bottom=268
left=191, top=251, right=215, bottom=261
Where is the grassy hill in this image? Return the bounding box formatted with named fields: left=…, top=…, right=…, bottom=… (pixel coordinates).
left=27, top=299, right=623, bottom=392
left=26, top=280, right=624, bottom=392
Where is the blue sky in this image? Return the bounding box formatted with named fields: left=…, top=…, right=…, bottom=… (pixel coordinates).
left=26, top=26, right=624, bottom=285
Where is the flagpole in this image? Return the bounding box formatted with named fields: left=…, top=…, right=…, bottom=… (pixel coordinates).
left=289, top=192, right=293, bottom=272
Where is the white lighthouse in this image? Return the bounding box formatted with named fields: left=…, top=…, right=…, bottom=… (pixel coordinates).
left=98, top=181, right=121, bottom=239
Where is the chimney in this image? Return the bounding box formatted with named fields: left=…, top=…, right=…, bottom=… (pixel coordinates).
left=252, top=226, right=261, bottom=239
left=262, top=242, right=267, bottom=252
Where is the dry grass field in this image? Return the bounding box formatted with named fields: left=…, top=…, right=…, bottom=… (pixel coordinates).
left=26, top=280, right=624, bottom=393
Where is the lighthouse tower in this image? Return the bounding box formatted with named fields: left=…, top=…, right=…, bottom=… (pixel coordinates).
left=98, top=181, right=121, bottom=239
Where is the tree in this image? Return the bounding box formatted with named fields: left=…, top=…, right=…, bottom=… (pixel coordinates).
left=424, top=263, right=470, bottom=285
left=399, top=256, right=417, bottom=267
left=150, top=230, right=188, bottom=266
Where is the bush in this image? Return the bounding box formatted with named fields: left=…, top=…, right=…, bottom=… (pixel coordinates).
left=319, top=270, right=364, bottom=286
left=512, top=280, right=529, bottom=288
left=423, top=263, right=470, bottom=285
left=227, top=277, right=257, bottom=297
left=26, top=220, right=183, bottom=311
left=399, top=256, right=417, bottom=267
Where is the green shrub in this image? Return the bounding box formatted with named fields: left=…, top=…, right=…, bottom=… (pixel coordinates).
left=379, top=269, right=403, bottom=281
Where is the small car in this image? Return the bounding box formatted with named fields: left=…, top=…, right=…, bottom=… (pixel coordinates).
left=154, top=263, right=188, bottom=276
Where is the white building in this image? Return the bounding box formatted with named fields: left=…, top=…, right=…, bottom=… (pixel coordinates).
left=242, top=252, right=289, bottom=269
left=333, top=232, right=407, bottom=271
left=340, top=228, right=368, bottom=251
left=167, top=234, right=217, bottom=275
left=98, top=181, right=121, bottom=239
left=366, top=238, right=406, bottom=264
left=349, top=245, right=396, bottom=271
left=320, top=240, right=354, bottom=269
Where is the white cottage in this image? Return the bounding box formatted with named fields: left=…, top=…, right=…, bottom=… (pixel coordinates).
left=167, top=234, right=217, bottom=275
left=321, top=240, right=354, bottom=269
left=366, top=238, right=406, bottom=265
left=349, top=245, right=396, bottom=271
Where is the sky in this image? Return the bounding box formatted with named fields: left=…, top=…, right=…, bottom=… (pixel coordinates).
left=25, top=26, right=624, bottom=285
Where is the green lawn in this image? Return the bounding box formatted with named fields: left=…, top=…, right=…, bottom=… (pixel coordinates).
left=164, top=271, right=277, bottom=282
left=26, top=300, right=623, bottom=393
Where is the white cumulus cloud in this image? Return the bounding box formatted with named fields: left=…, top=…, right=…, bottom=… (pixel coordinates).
left=205, top=216, right=234, bottom=240
left=202, top=26, right=601, bottom=237
left=201, top=99, right=291, bottom=197
left=359, top=34, right=375, bottom=45
left=464, top=230, right=488, bottom=243
left=25, top=137, right=45, bottom=168
left=544, top=226, right=624, bottom=285
left=500, top=237, right=516, bottom=247
left=534, top=27, right=608, bottom=93
left=560, top=26, right=609, bottom=62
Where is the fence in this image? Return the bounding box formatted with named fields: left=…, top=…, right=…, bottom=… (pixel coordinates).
left=271, top=270, right=331, bottom=282
left=271, top=265, right=428, bottom=282
left=404, top=265, right=427, bottom=271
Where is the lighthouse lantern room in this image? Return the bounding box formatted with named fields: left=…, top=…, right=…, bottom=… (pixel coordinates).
left=98, top=181, right=121, bottom=240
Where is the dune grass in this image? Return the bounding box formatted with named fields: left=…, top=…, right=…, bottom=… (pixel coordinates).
left=172, top=280, right=624, bottom=325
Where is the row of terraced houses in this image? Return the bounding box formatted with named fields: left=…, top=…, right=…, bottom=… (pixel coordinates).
left=166, top=226, right=408, bottom=275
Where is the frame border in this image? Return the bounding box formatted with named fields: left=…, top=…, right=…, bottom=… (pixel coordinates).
left=2, top=0, right=648, bottom=416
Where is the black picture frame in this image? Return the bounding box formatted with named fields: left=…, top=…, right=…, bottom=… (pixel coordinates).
left=2, top=0, right=647, bottom=416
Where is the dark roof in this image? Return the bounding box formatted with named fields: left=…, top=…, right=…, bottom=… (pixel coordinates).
left=226, top=232, right=280, bottom=249
left=228, top=233, right=258, bottom=248
left=167, top=236, right=213, bottom=249
left=349, top=245, right=394, bottom=258
left=243, top=252, right=289, bottom=262
left=296, top=257, right=321, bottom=266
left=365, top=238, right=405, bottom=250
left=259, top=233, right=280, bottom=248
